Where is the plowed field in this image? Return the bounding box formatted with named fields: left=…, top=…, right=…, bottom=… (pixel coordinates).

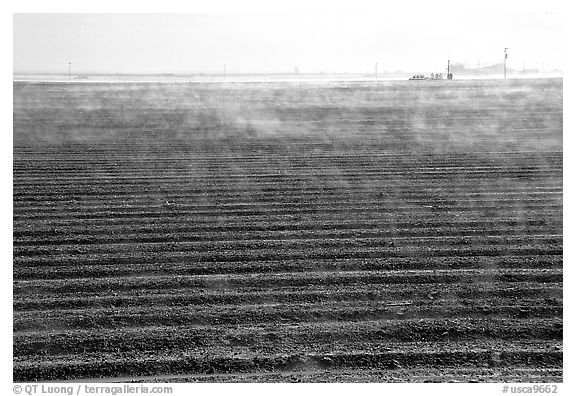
left=13, top=78, right=562, bottom=382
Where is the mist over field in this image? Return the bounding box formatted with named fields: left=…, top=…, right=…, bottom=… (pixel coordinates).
left=13, top=78, right=562, bottom=150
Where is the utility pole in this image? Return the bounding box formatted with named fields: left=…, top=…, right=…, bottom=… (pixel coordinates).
left=68, top=62, right=71, bottom=79
left=504, top=48, right=508, bottom=79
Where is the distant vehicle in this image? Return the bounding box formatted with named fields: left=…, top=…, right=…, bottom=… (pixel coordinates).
left=409, top=60, right=453, bottom=80
left=409, top=72, right=444, bottom=81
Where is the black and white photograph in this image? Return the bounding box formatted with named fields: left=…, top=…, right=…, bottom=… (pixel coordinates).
left=8, top=1, right=568, bottom=391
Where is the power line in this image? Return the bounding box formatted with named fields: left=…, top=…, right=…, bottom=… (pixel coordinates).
left=504, top=48, right=508, bottom=79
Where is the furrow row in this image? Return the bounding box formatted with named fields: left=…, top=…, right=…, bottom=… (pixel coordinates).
left=12, top=255, right=563, bottom=280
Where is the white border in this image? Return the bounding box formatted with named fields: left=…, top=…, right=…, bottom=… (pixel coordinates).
left=4, top=2, right=571, bottom=395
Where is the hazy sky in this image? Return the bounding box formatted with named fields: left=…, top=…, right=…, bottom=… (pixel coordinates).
left=13, top=13, right=562, bottom=74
